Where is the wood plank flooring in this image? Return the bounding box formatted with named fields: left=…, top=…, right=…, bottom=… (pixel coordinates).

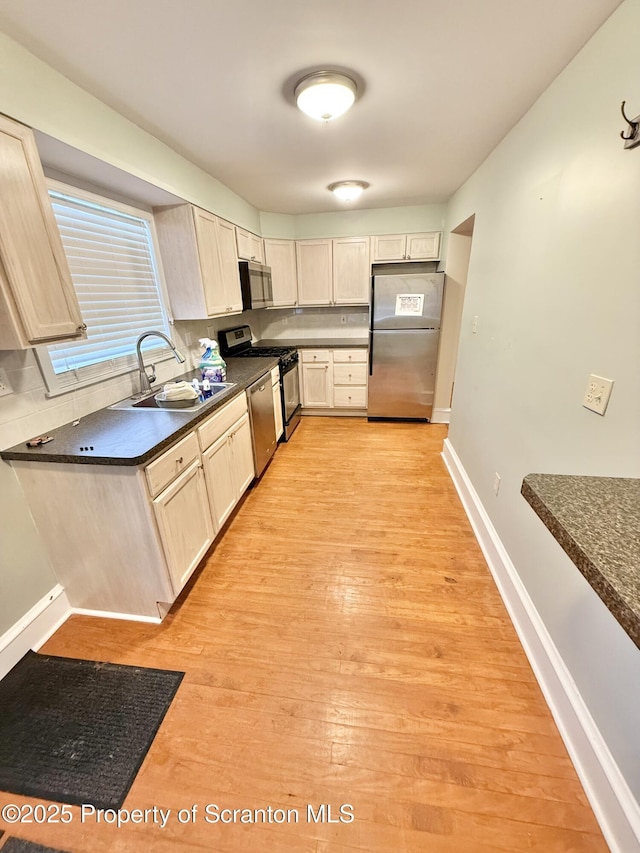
left=0, top=418, right=608, bottom=852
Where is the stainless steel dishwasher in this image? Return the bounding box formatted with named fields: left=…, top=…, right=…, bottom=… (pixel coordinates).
left=247, top=372, right=277, bottom=477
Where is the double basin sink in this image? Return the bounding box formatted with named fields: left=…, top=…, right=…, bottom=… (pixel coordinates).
left=109, top=383, right=235, bottom=415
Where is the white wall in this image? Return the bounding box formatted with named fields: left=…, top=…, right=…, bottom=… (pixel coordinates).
left=445, top=0, right=640, bottom=799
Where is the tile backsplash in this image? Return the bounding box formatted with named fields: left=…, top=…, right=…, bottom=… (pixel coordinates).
left=0, top=307, right=366, bottom=451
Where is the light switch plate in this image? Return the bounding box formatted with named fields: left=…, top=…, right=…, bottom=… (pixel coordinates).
left=583, top=374, right=614, bottom=415
left=0, top=367, right=13, bottom=396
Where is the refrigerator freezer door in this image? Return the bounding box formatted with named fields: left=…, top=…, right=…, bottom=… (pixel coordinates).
left=372, top=273, right=444, bottom=329
left=368, top=328, right=440, bottom=420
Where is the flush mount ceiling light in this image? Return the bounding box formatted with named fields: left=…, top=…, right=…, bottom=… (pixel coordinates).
left=328, top=180, right=369, bottom=202
left=295, top=72, right=357, bottom=122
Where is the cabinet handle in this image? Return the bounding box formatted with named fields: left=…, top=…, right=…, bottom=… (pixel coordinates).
left=407, top=254, right=411, bottom=259
left=77, top=323, right=87, bottom=332
left=176, top=456, right=184, bottom=464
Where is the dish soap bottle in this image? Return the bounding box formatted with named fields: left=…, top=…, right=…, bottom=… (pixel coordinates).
left=198, top=338, right=227, bottom=383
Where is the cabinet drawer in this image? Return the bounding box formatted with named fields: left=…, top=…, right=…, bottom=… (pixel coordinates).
left=145, top=431, right=200, bottom=498
left=197, top=392, right=248, bottom=451
left=333, top=349, right=368, bottom=364
left=301, top=349, right=331, bottom=363
left=333, top=386, right=368, bottom=408
left=333, top=363, right=368, bottom=385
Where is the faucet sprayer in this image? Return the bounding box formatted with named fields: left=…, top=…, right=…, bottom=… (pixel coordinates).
left=136, top=331, right=186, bottom=394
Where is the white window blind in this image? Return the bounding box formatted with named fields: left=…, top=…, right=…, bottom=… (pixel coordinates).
left=39, top=185, right=171, bottom=392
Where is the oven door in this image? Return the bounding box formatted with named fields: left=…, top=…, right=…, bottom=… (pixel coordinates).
left=282, top=362, right=300, bottom=423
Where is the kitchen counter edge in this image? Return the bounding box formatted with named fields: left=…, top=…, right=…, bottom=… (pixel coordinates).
left=521, top=473, right=640, bottom=650
left=0, top=357, right=279, bottom=468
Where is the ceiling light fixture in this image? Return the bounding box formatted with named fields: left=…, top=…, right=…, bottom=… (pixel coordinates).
left=295, top=72, right=357, bottom=122
left=328, top=180, right=369, bottom=202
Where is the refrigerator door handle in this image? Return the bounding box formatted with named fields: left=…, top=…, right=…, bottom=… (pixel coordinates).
left=369, top=276, right=375, bottom=376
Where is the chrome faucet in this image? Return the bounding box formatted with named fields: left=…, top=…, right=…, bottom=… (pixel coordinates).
left=135, top=330, right=186, bottom=395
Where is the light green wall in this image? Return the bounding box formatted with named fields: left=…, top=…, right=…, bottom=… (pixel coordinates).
left=0, top=32, right=261, bottom=232
left=261, top=204, right=445, bottom=239
left=446, top=0, right=640, bottom=800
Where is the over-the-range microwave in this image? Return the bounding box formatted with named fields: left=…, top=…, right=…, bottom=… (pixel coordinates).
left=239, top=260, right=273, bottom=310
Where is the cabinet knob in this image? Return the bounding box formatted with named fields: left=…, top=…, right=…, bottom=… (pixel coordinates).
left=407, top=254, right=411, bottom=259
left=176, top=456, right=184, bottom=464
left=77, top=323, right=87, bottom=332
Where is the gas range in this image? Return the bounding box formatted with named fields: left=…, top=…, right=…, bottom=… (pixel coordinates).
left=218, top=325, right=301, bottom=442
left=218, top=325, right=298, bottom=371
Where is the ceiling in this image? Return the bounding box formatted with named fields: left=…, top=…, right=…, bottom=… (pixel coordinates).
left=0, top=0, right=623, bottom=215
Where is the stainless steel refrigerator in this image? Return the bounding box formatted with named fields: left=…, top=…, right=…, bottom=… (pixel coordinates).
left=368, top=271, right=445, bottom=420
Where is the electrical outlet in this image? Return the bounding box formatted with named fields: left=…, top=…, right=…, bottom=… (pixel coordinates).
left=0, top=367, right=13, bottom=397
left=472, top=315, right=478, bottom=334
left=493, top=472, right=501, bottom=496
left=583, top=374, right=614, bottom=415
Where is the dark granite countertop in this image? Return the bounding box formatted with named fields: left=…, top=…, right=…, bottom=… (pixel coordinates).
left=258, top=337, right=369, bottom=349
left=0, top=357, right=278, bottom=467
left=522, top=473, right=640, bottom=649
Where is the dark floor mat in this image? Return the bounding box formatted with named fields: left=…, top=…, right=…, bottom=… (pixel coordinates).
left=3, top=839, right=70, bottom=853
left=0, top=651, right=183, bottom=809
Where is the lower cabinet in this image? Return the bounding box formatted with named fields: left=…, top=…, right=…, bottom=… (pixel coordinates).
left=271, top=365, right=284, bottom=439
left=152, top=460, right=214, bottom=592
left=299, top=348, right=368, bottom=411
left=201, top=412, right=254, bottom=530
left=10, top=391, right=256, bottom=621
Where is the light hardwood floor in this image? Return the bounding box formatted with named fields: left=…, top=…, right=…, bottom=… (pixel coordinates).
left=2, top=419, right=608, bottom=852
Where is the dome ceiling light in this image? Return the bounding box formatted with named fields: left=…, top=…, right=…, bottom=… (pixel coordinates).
left=295, top=72, right=357, bottom=122
left=328, top=180, right=369, bottom=202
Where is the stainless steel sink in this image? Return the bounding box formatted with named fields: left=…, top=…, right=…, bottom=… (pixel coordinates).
left=109, top=383, right=235, bottom=413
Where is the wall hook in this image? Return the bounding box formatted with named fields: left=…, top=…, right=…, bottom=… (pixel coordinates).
left=620, top=100, right=640, bottom=148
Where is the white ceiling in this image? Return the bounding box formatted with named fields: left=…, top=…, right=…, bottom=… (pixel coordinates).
left=0, top=0, right=623, bottom=215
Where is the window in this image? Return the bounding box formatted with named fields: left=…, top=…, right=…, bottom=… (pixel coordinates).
left=37, top=181, right=173, bottom=395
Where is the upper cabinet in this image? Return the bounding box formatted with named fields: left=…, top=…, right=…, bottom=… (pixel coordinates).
left=235, top=227, right=264, bottom=263
left=296, top=239, right=333, bottom=306
left=297, top=237, right=370, bottom=306
left=263, top=238, right=298, bottom=307
left=154, top=204, right=242, bottom=319
left=0, top=115, right=85, bottom=349
left=332, top=237, right=370, bottom=305
left=372, top=231, right=441, bottom=262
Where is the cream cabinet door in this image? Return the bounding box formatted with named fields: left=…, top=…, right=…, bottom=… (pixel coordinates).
left=272, top=379, right=284, bottom=440
left=372, top=234, right=407, bottom=261
left=236, top=228, right=264, bottom=263
left=152, top=460, right=214, bottom=595
left=217, top=218, right=243, bottom=313
left=264, top=238, right=297, bottom=307
left=0, top=115, right=84, bottom=348
left=192, top=208, right=228, bottom=316
left=406, top=232, right=441, bottom=260
left=202, top=432, right=237, bottom=530
left=301, top=362, right=333, bottom=407
left=296, top=239, right=332, bottom=306
left=332, top=237, right=370, bottom=305
left=230, top=413, right=255, bottom=495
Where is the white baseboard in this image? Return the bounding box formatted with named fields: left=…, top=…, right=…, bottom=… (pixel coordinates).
left=430, top=407, right=451, bottom=424
left=441, top=438, right=640, bottom=853
left=0, top=584, right=71, bottom=680
left=71, top=606, right=161, bottom=624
